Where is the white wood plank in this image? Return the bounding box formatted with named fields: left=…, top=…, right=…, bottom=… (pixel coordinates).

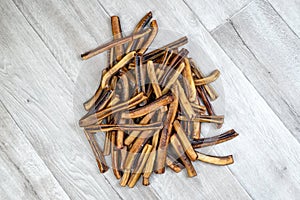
left=0, top=102, right=70, bottom=200
left=12, top=0, right=111, bottom=82
left=0, top=1, right=126, bottom=199
left=98, top=0, right=300, bottom=199
left=212, top=0, right=300, bottom=140
left=268, top=0, right=300, bottom=37
left=183, top=0, right=252, bottom=31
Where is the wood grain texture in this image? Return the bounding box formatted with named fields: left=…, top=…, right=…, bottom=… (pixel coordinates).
left=0, top=102, right=70, bottom=200
left=268, top=0, right=300, bottom=37
left=212, top=0, right=300, bottom=140
left=183, top=0, right=252, bottom=31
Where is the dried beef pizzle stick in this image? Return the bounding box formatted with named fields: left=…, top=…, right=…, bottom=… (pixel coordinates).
left=143, top=36, right=188, bottom=61
left=111, top=131, right=121, bottom=179
left=116, top=74, right=130, bottom=149
left=190, top=59, right=218, bottom=100
left=134, top=54, right=145, bottom=93
left=84, top=122, right=163, bottom=133
left=182, top=58, right=197, bottom=101
left=126, top=11, right=153, bottom=53
left=138, top=20, right=158, bottom=54
left=166, top=155, right=185, bottom=173
left=196, top=152, right=234, bottom=166
left=162, top=61, right=185, bottom=94
left=81, top=28, right=151, bottom=60
left=175, top=80, right=195, bottom=119
left=103, top=132, right=112, bottom=156
left=177, top=115, right=224, bottom=125
left=122, top=91, right=174, bottom=119
left=192, top=129, right=239, bottom=149
left=101, top=51, right=136, bottom=89
left=155, top=86, right=179, bottom=174
left=170, top=135, right=197, bottom=177
left=194, top=70, right=220, bottom=86
left=197, top=86, right=216, bottom=119
left=173, top=120, right=197, bottom=161
left=84, top=129, right=109, bottom=173
left=111, top=16, right=124, bottom=61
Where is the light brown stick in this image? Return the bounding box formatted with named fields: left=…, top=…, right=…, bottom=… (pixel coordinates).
left=196, top=152, right=234, bottom=166
left=194, top=70, right=220, bottom=86
left=101, top=51, right=136, bottom=89
left=111, top=131, right=121, bottom=179
left=170, top=135, right=197, bottom=177
left=111, top=16, right=124, bottom=61
left=173, top=120, right=197, bottom=161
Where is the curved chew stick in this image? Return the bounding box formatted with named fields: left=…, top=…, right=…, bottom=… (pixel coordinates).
left=196, top=152, right=234, bottom=166
left=126, top=11, right=152, bottom=53
left=101, top=51, right=136, bottom=89
left=138, top=20, right=158, bottom=54
left=194, top=70, right=220, bottom=86
left=191, top=129, right=239, bottom=149
left=81, top=28, right=151, bottom=60
left=122, top=91, right=174, bottom=119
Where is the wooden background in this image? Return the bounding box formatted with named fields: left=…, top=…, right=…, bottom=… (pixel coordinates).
left=1, top=0, right=299, bottom=199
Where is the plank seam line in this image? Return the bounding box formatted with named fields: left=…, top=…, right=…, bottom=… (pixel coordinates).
left=182, top=0, right=300, bottom=144
left=266, top=0, right=300, bottom=39
left=10, top=0, right=75, bottom=84
left=211, top=0, right=255, bottom=33
left=0, top=100, right=71, bottom=200
left=214, top=20, right=300, bottom=143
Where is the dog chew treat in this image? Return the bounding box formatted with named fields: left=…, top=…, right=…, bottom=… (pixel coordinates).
left=111, top=16, right=124, bottom=61
left=194, top=70, right=220, bottom=86
left=170, top=135, right=197, bottom=177
left=196, top=152, right=234, bottom=166
left=79, top=12, right=239, bottom=188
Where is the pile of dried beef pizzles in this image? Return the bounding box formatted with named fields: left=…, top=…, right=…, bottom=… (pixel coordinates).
left=79, top=11, right=238, bottom=188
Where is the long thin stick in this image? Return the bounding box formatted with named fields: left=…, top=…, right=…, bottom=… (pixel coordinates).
left=81, top=28, right=151, bottom=60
